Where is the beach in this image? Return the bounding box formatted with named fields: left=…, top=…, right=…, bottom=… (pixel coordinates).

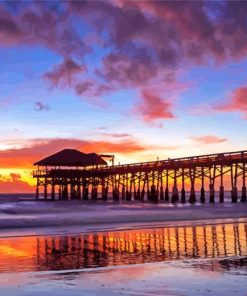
left=0, top=195, right=247, bottom=295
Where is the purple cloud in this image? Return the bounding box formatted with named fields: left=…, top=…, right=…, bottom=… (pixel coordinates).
left=35, top=102, right=49, bottom=111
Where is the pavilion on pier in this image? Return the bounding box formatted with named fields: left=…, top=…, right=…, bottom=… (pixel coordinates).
left=33, top=149, right=108, bottom=200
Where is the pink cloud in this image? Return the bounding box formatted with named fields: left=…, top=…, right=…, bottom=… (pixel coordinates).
left=217, top=87, right=247, bottom=116
left=96, top=53, right=157, bottom=88
left=191, top=135, right=228, bottom=144
left=134, top=90, right=175, bottom=123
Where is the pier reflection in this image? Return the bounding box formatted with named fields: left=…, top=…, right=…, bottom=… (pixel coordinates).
left=0, top=223, right=247, bottom=272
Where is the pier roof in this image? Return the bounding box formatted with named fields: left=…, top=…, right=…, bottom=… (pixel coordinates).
left=34, top=149, right=107, bottom=167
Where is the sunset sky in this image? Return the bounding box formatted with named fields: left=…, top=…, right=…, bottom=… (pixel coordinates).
left=0, top=0, right=247, bottom=192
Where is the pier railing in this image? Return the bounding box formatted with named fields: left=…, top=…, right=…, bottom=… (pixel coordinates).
left=33, top=150, right=247, bottom=178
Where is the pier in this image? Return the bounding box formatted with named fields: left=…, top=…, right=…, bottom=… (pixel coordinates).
left=33, top=149, right=247, bottom=203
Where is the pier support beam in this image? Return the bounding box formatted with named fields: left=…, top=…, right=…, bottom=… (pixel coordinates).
left=102, top=186, right=108, bottom=201
left=58, top=186, right=62, bottom=200
left=141, top=188, right=145, bottom=202
left=36, top=186, right=39, bottom=201
left=76, top=184, right=81, bottom=200
left=44, top=184, right=48, bottom=201
left=165, top=170, right=169, bottom=202
left=219, top=165, right=224, bottom=203
left=200, top=167, right=205, bottom=203
left=200, top=187, right=205, bottom=203
left=83, top=187, right=89, bottom=200
left=91, top=187, right=98, bottom=200
left=70, top=183, right=76, bottom=200
left=209, top=184, right=215, bottom=203
left=51, top=184, right=55, bottom=201
left=181, top=169, right=186, bottom=203
left=231, top=186, right=238, bottom=203
left=189, top=169, right=196, bottom=204
left=172, top=186, right=178, bottom=203
left=241, top=162, right=246, bottom=202
left=160, top=186, right=164, bottom=201
left=113, top=187, right=119, bottom=201
left=136, top=188, right=141, bottom=201
left=62, top=185, right=68, bottom=200
left=189, top=185, right=196, bottom=204
left=181, top=187, right=186, bottom=203
left=121, top=186, right=125, bottom=200
left=241, top=186, right=246, bottom=202
left=165, top=187, right=169, bottom=202
left=151, top=184, right=156, bottom=202
left=231, top=164, right=238, bottom=203
left=219, top=186, right=224, bottom=203
left=126, top=190, right=132, bottom=201
left=171, top=170, right=178, bottom=203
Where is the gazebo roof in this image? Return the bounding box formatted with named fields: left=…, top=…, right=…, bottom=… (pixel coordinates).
left=34, top=149, right=107, bottom=167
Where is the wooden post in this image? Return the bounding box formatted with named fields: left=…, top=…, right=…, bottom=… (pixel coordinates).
left=172, top=169, right=178, bottom=203
left=44, top=177, right=48, bottom=201
left=51, top=183, right=55, bottom=201
left=200, top=167, right=205, bottom=203
left=231, top=164, right=238, bottom=203
left=219, top=165, right=224, bottom=203
left=241, top=162, right=246, bottom=202
left=189, top=168, right=196, bottom=204
left=209, top=166, right=216, bottom=203
left=165, top=169, right=169, bottom=202
left=181, top=168, right=186, bottom=203
left=160, top=171, right=164, bottom=201
left=36, top=177, right=39, bottom=200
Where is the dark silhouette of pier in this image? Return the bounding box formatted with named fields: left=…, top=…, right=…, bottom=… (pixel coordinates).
left=33, top=149, right=247, bottom=203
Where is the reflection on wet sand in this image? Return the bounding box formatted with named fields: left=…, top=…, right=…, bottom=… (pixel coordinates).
left=0, top=223, right=247, bottom=272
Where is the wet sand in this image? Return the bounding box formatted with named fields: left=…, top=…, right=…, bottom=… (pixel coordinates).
left=0, top=220, right=247, bottom=295
left=0, top=261, right=246, bottom=296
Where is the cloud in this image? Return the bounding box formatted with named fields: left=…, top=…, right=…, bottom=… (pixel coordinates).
left=0, top=2, right=90, bottom=57
left=44, top=58, right=87, bottom=90
left=191, top=135, right=228, bottom=144
left=96, top=53, right=157, bottom=89
left=0, top=173, right=34, bottom=193
left=35, top=101, right=49, bottom=111
left=75, top=79, right=115, bottom=104
left=135, top=90, right=175, bottom=122
left=100, top=133, right=131, bottom=138
left=0, top=137, right=148, bottom=168
left=3, top=1, right=247, bottom=122
left=217, top=86, right=247, bottom=117
left=134, top=1, right=247, bottom=62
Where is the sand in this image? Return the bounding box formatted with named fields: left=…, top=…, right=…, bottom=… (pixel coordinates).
left=0, top=257, right=246, bottom=296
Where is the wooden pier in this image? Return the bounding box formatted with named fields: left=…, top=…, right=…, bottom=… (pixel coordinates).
left=33, top=149, right=247, bottom=203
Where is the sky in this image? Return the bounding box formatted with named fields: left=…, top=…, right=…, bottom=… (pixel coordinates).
left=0, top=0, right=247, bottom=192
